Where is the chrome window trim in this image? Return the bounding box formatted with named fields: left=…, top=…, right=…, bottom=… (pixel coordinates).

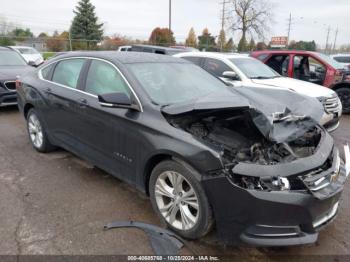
left=38, top=56, right=143, bottom=112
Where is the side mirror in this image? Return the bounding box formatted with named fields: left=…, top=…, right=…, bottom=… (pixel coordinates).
left=222, top=71, right=239, bottom=81
left=98, top=92, right=140, bottom=111
left=28, top=61, right=37, bottom=67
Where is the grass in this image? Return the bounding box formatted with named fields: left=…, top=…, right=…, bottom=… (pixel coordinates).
left=42, top=52, right=56, bottom=60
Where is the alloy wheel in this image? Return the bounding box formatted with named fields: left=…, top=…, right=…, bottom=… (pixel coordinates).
left=28, top=114, right=44, bottom=149
left=154, top=171, right=199, bottom=231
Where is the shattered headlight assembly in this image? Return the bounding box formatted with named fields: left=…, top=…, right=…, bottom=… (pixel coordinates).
left=232, top=175, right=290, bottom=191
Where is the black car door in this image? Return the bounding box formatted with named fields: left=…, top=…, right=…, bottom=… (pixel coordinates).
left=72, top=59, right=137, bottom=183
left=41, top=58, right=88, bottom=149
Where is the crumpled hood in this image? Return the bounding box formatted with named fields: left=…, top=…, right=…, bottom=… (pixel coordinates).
left=162, top=86, right=324, bottom=143
left=0, top=66, right=33, bottom=80
left=251, top=77, right=335, bottom=98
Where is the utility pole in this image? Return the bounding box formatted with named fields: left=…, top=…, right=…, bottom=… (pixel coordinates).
left=220, top=1, right=229, bottom=51
left=287, top=13, right=292, bottom=45
left=325, top=26, right=331, bottom=54
left=68, top=31, right=72, bottom=51
left=332, top=27, right=338, bottom=54
left=169, top=0, right=172, bottom=32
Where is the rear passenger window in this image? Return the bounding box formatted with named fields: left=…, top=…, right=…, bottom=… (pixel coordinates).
left=52, top=59, right=85, bottom=89
left=203, top=58, right=232, bottom=77
left=183, top=57, right=202, bottom=66
left=41, top=63, right=55, bottom=80
left=85, top=60, right=131, bottom=97
left=257, top=54, right=268, bottom=61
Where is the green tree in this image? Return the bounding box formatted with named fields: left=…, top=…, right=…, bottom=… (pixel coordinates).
left=288, top=40, right=316, bottom=51
left=11, top=28, right=33, bottom=41
left=217, top=29, right=226, bottom=51
left=238, top=38, right=248, bottom=52
left=248, top=38, right=256, bottom=51
left=0, top=37, right=15, bottom=46
left=185, top=28, right=197, bottom=47
left=70, top=0, right=104, bottom=50
left=149, top=27, right=175, bottom=46
left=38, top=32, right=48, bottom=38
left=224, top=38, right=235, bottom=52
left=198, top=28, right=216, bottom=51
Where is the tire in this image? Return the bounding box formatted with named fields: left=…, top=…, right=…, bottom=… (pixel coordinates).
left=26, top=109, right=56, bottom=153
left=149, top=160, right=213, bottom=239
left=336, top=87, right=350, bottom=114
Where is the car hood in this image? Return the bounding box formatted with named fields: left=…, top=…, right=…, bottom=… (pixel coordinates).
left=162, top=87, right=324, bottom=143
left=0, top=66, right=33, bottom=80
left=251, top=77, right=335, bottom=98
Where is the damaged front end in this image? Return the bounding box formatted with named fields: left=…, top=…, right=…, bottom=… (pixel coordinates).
left=162, top=89, right=349, bottom=246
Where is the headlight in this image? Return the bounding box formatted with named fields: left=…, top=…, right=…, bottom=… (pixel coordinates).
left=232, top=175, right=291, bottom=191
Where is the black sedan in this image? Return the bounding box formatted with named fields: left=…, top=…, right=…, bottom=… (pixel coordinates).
left=17, top=52, right=350, bottom=246
left=0, top=46, right=33, bottom=106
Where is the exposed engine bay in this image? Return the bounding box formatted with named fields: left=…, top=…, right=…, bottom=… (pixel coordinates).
left=166, top=109, right=322, bottom=166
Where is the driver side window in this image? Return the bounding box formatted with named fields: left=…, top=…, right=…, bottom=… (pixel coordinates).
left=85, top=60, right=131, bottom=97
left=203, top=58, right=232, bottom=77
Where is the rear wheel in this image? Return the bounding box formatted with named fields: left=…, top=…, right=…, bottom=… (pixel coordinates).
left=27, top=109, right=56, bottom=153
left=149, top=160, right=213, bottom=239
left=336, top=87, right=350, bottom=113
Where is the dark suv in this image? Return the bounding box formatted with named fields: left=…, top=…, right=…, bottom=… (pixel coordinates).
left=0, top=46, right=33, bottom=106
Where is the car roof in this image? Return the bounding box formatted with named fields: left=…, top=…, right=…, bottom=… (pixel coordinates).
left=131, top=44, right=183, bottom=51
left=0, top=46, right=12, bottom=51
left=176, top=51, right=253, bottom=60
left=331, top=54, right=350, bottom=57
left=9, top=46, right=34, bottom=49
left=48, top=51, right=189, bottom=65
left=251, top=50, right=317, bottom=56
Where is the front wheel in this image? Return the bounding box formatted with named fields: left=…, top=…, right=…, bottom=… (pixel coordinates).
left=149, top=160, right=213, bottom=239
left=336, top=87, right=350, bottom=113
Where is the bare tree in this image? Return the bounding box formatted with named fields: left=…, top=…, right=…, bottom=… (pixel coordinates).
left=228, top=0, right=273, bottom=51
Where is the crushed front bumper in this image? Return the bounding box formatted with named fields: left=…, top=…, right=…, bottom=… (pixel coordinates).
left=202, top=144, right=350, bottom=246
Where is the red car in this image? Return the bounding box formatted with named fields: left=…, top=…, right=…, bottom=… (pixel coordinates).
left=251, top=50, right=350, bottom=113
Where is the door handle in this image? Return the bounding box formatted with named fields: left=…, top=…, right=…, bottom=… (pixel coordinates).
left=78, top=98, right=88, bottom=108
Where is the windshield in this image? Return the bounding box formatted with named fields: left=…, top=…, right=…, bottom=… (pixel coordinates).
left=316, top=52, right=343, bottom=69
left=16, top=48, right=39, bottom=55
left=333, top=56, right=350, bottom=64
left=0, top=50, right=27, bottom=66
left=127, top=62, right=229, bottom=105
left=229, top=58, right=280, bottom=79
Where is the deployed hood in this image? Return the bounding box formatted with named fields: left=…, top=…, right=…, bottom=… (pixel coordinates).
left=251, top=77, right=334, bottom=98
left=162, top=87, right=324, bottom=143
left=0, top=66, right=33, bottom=80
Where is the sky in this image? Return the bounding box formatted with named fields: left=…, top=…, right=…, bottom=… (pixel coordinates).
left=0, top=0, right=349, bottom=47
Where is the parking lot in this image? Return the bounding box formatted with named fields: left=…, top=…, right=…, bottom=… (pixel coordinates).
left=0, top=106, right=350, bottom=258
